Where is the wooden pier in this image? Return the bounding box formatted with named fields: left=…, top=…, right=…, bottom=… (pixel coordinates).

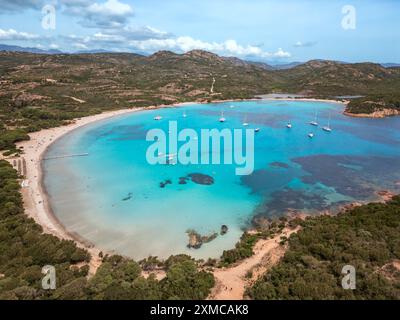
left=43, top=153, right=89, bottom=160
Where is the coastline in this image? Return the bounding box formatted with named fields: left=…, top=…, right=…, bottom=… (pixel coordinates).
left=2, top=97, right=351, bottom=273
left=343, top=108, right=400, bottom=118
left=7, top=107, right=149, bottom=274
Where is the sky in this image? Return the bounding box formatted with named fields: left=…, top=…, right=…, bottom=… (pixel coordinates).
left=0, top=0, right=399, bottom=63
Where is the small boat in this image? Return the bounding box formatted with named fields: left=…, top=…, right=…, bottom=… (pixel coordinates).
left=323, top=127, right=332, bottom=132
left=310, top=110, right=319, bottom=126
left=255, top=128, right=260, bottom=133
left=230, top=105, right=235, bottom=109
left=166, top=153, right=177, bottom=165
left=322, top=113, right=332, bottom=132
left=183, top=111, right=187, bottom=118
left=308, top=133, right=314, bottom=138
left=242, top=115, right=249, bottom=126
left=286, top=122, right=292, bottom=129
left=154, top=115, right=162, bottom=121
left=219, top=111, right=226, bottom=122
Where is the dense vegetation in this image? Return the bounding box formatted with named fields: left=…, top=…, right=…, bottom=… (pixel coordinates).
left=1, top=51, right=400, bottom=153
left=346, top=94, right=400, bottom=114
left=0, top=160, right=214, bottom=300
left=247, top=197, right=400, bottom=300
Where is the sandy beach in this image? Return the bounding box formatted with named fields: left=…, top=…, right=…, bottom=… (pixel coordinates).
left=5, top=107, right=149, bottom=274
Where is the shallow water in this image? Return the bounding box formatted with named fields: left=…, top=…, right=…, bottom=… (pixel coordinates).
left=43, top=100, right=400, bottom=260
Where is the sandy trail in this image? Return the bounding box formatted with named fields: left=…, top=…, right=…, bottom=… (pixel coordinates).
left=208, top=227, right=299, bottom=300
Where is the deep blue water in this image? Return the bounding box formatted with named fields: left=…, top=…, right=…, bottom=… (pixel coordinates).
left=43, top=100, right=400, bottom=259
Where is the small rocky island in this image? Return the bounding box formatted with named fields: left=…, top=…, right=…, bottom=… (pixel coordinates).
left=186, top=229, right=218, bottom=249
left=186, top=225, right=229, bottom=249
left=159, top=179, right=172, bottom=188
left=160, top=173, right=214, bottom=188
left=220, top=225, right=229, bottom=235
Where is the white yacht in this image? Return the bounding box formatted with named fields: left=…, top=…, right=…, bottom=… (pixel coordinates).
left=219, top=111, right=226, bottom=122
left=242, top=115, right=249, bottom=126
left=310, top=110, right=319, bottom=126
left=322, top=113, right=332, bottom=132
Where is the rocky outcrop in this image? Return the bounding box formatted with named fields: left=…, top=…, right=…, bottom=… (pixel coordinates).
left=186, top=229, right=218, bottom=249
left=188, top=173, right=214, bottom=185
left=251, top=216, right=272, bottom=230
left=159, top=179, right=172, bottom=188
left=220, top=225, right=229, bottom=235
left=377, top=190, right=396, bottom=202
left=344, top=108, right=400, bottom=118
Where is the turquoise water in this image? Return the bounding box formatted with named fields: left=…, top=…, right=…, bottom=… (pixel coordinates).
left=43, top=100, right=400, bottom=260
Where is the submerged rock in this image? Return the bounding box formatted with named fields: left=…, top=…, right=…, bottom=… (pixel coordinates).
left=186, top=229, right=218, bottom=249
left=252, top=216, right=272, bottom=230
left=220, top=225, right=229, bottom=235
left=178, top=176, right=189, bottom=185
left=188, top=173, right=214, bottom=185
left=122, top=192, right=133, bottom=201
left=159, top=179, right=172, bottom=188
left=270, top=161, right=290, bottom=169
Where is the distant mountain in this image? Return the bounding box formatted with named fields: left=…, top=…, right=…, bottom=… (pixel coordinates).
left=381, top=63, right=400, bottom=68
left=245, top=61, right=275, bottom=70
left=269, top=61, right=304, bottom=70
left=0, top=44, right=63, bottom=54
left=75, top=49, right=114, bottom=54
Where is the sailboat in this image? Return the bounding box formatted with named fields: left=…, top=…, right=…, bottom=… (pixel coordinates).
left=219, top=110, right=226, bottom=122
left=242, top=114, right=249, bottom=126
left=310, top=110, right=319, bottom=126
left=322, top=113, right=332, bottom=132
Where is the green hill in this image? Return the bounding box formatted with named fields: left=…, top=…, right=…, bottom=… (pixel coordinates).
left=1, top=50, right=399, bottom=153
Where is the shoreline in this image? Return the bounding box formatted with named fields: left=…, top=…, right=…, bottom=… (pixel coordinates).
left=9, top=107, right=149, bottom=274
left=1, top=96, right=355, bottom=272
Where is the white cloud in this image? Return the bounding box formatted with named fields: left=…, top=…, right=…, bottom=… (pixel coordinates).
left=87, top=0, right=133, bottom=17
left=127, top=37, right=291, bottom=59
left=0, top=28, right=40, bottom=40
left=49, top=43, right=60, bottom=49
left=61, top=0, right=134, bottom=29
left=294, top=41, right=317, bottom=48
left=0, top=0, right=44, bottom=13
left=61, top=28, right=290, bottom=60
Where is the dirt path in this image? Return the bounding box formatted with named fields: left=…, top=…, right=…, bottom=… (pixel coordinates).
left=208, top=227, right=299, bottom=300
